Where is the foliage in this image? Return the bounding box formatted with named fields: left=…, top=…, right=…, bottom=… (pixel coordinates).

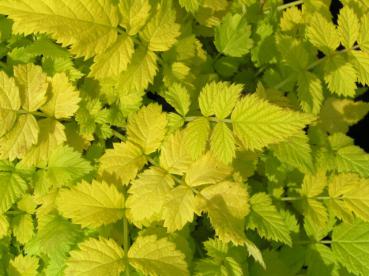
left=0, top=0, right=369, bottom=275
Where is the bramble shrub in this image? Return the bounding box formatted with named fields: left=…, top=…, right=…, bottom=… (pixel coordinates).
left=0, top=0, right=369, bottom=275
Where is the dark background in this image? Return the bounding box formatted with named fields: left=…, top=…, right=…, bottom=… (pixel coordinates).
left=284, top=0, right=369, bottom=151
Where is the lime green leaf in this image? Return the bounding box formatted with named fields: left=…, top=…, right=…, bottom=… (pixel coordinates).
left=185, top=153, right=232, bottom=187
left=179, top=0, right=200, bottom=13
left=332, top=221, right=369, bottom=276
left=306, top=14, right=340, bottom=53
left=41, top=73, right=80, bottom=119
left=183, top=117, right=210, bottom=160
left=301, top=170, right=327, bottom=198
left=0, top=71, right=20, bottom=138
left=198, top=81, right=243, bottom=119
left=350, top=50, right=369, bottom=86
left=247, top=193, right=291, bottom=245
left=140, top=1, right=180, bottom=52
left=164, top=83, right=191, bottom=116
left=162, top=185, right=195, bottom=232
left=65, top=237, right=125, bottom=276
left=0, top=171, right=27, bottom=214
left=20, top=118, right=66, bottom=166
left=17, top=195, right=37, bottom=214
left=303, top=199, right=329, bottom=240
left=214, top=13, right=253, bottom=57
left=297, top=71, right=323, bottom=115
left=26, top=214, right=82, bottom=260
left=12, top=214, right=34, bottom=244
left=89, top=34, right=134, bottom=79
left=99, top=141, right=147, bottom=185
left=119, top=0, right=151, bottom=36
left=127, top=103, right=167, bottom=154
left=160, top=131, right=193, bottom=175
left=44, top=145, right=93, bottom=188
left=8, top=255, right=39, bottom=276
left=358, top=14, right=369, bottom=52
left=210, top=122, right=236, bottom=164
left=270, top=131, right=314, bottom=173
left=324, top=55, right=357, bottom=97
left=13, top=64, right=48, bottom=112
left=128, top=235, right=189, bottom=276
left=118, top=46, right=158, bottom=94
left=231, top=94, right=315, bottom=151
left=337, top=6, right=359, bottom=49
left=57, top=180, right=125, bottom=228
left=195, top=181, right=249, bottom=245
left=329, top=173, right=369, bottom=222
left=0, top=214, right=9, bottom=239
left=0, top=114, right=39, bottom=160
left=318, top=97, right=369, bottom=133
left=0, top=0, right=119, bottom=58
left=127, top=167, right=174, bottom=227
left=329, top=133, right=369, bottom=178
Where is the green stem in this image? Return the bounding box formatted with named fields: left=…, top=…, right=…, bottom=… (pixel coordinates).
left=280, top=196, right=330, bottom=201
left=112, top=129, right=126, bottom=141
left=184, top=116, right=232, bottom=124
left=280, top=196, right=302, bottom=201
left=320, top=240, right=332, bottom=244
left=277, top=0, right=304, bottom=11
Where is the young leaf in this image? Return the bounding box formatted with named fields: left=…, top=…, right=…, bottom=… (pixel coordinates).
left=0, top=214, right=9, bottom=239
left=159, top=131, right=193, bottom=175
left=0, top=114, right=39, bottom=160
left=119, top=0, right=151, bottom=36
left=195, top=181, right=249, bottom=245
left=183, top=117, right=210, bottom=160
left=99, top=141, right=147, bottom=185
left=349, top=50, right=369, bottom=86
left=26, top=215, right=82, bottom=260
left=0, top=171, right=27, bottom=213
left=8, top=255, right=39, bottom=276
left=329, top=173, right=369, bottom=222
left=0, top=0, right=119, bottom=58
left=57, top=180, right=125, bottom=228
left=127, top=167, right=174, bottom=227
left=297, top=71, right=323, bottom=115
left=127, top=103, right=167, bottom=154
left=162, top=185, right=195, bottom=232
left=44, top=145, right=93, bottom=187
left=65, top=237, right=125, bottom=276
left=199, top=81, right=243, bottom=119
left=0, top=71, right=20, bottom=138
left=324, top=55, right=357, bottom=97
left=12, top=214, right=34, bottom=244
left=13, top=63, right=48, bottom=112
left=358, top=14, right=369, bottom=52
left=210, top=122, right=236, bottom=164
left=41, top=73, right=80, bottom=119
left=89, top=34, right=134, bottom=79
left=164, top=83, right=191, bottom=116
left=140, top=1, right=180, bottom=52
left=185, top=153, right=232, bottom=187
left=118, top=46, right=158, bottom=94
left=231, top=94, right=315, bottom=151
left=337, top=6, right=359, bottom=49
left=128, top=235, right=189, bottom=276
left=332, top=221, right=369, bottom=276
left=214, top=13, right=253, bottom=57
left=306, top=14, right=340, bottom=54
left=271, top=131, right=314, bottom=173
left=247, top=193, right=291, bottom=246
